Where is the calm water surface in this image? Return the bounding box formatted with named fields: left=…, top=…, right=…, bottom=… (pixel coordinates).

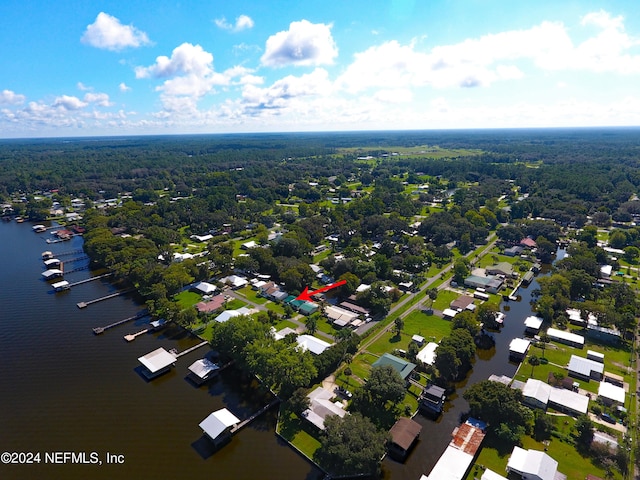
left=0, top=220, right=554, bottom=480
left=0, top=221, right=320, bottom=480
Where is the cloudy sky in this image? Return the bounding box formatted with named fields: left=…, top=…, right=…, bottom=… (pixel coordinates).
left=1, top=0, right=640, bottom=138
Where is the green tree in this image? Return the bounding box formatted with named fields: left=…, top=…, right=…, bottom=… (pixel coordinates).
left=393, top=317, right=404, bottom=337
left=463, top=380, right=532, bottom=430
left=434, top=343, right=461, bottom=381
left=453, top=259, right=470, bottom=284
left=287, top=387, right=310, bottom=416
left=314, top=413, right=389, bottom=477
left=360, top=365, right=406, bottom=407
left=305, top=314, right=318, bottom=335
left=451, top=311, right=480, bottom=337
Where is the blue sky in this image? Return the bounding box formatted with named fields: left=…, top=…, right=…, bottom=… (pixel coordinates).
left=1, top=0, right=640, bottom=137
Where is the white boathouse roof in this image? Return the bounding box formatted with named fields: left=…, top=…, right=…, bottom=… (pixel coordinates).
left=138, top=347, right=176, bottom=373
left=199, top=408, right=240, bottom=440
left=188, top=358, right=219, bottom=379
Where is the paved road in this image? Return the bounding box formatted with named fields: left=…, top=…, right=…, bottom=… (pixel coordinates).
left=358, top=234, right=498, bottom=354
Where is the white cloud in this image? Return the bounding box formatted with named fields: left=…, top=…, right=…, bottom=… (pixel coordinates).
left=0, top=89, right=26, bottom=105
left=241, top=68, right=332, bottom=110
left=84, top=92, right=112, bottom=107
left=77, top=82, right=92, bottom=91
left=215, top=14, right=254, bottom=32
left=119, top=82, right=131, bottom=92
left=53, top=95, right=88, bottom=110
left=261, top=20, right=338, bottom=67
left=373, top=88, right=413, bottom=104
left=81, top=12, right=151, bottom=51
left=337, top=11, right=640, bottom=94
left=135, top=43, right=213, bottom=79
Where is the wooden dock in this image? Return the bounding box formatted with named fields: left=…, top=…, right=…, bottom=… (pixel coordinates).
left=92, top=310, right=149, bottom=334
left=55, top=249, right=85, bottom=257
left=77, top=288, right=135, bottom=309
left=174, top=341, right=209, bottom=358
left=68, top=272, right=113, bottom=288
left=230, top=399, right=281, bottom=434
left=124, top=328, right=149, bottom=342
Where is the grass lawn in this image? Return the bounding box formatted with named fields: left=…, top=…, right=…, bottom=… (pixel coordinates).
left=274, top=319, right=299, bottom=331
left=237, top=286, right=268, bottom=304
left=266, top=302, right=286, bottom=316
left=432, top=289, right=459, bottom=311
left=225, top=298, right=246, bottom=310
left=277, top=410, right=321, bottom=459
left=468, top=423, right=618, bottom=480
left=173, top=290, right=201, bottom=309
left=316, top=318, right=338, bottom=337
left=366, top=311, right=452, bottom=357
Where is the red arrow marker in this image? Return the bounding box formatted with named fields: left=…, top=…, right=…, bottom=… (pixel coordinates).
left=295, top=280, right=347, bottom=302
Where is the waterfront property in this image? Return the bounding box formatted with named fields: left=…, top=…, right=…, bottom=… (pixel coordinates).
left=137, top=347, right=177, bottom=379
left=51, top=280, right=70, bottom=291
left=509, top=338, right=531, bottom=362
left=419, top=419, right=486, bottom=480
left=546, top=328, right=585, bottom=349
left=199, top=408, right=241, bottom=446
left=416, top=342, right=438, bottom=365
left=302, top=386, right=348, bottom=430
left=418, top=384, right=446, bottom=417
left=524, top=316, right=543, bottom=335
left=42, top=268, right=63, bottom=280
left=187, top=358, right=220, bottom=385
left=520, top=379, right=589, bottom=416
left=388, top=417, right=422, bottom=461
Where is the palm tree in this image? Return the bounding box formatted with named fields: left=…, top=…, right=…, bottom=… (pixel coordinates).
left=528, top=355, right=540, bottom=378
left=305, top=315, right=318, bottom=335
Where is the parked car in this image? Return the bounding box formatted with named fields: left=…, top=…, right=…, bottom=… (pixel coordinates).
left=601, top=413, right=615, bottom=424
left=335, top=386, right=352, bottom=399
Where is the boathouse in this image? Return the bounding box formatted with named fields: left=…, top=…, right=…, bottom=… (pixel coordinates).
left=188, top=358, right=220, bottom=385
left=42, top=268, right=63, bottom=280
left=524, top=316, right=543, bottom=335
left=388, top=417, right=422, bottom=461
left=509, top=338, right=530, bottom=361
left=137, top=347, right=176, bottom=379
left=52, top=280, right=70, bottom=292
left=199, top=408, right=240, bottom=446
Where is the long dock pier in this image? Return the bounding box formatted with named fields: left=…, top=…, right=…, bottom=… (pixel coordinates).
left=230, top=399, right=281, bottom=434
left=68, top=272, right=113, bottom=288
left=93, top=310, right=149, bottom=335
left=92, top=310, right=148, bottom=334
left=78, top=288, right=135, bottom=309
left=174, top=341, right=209, bottom=358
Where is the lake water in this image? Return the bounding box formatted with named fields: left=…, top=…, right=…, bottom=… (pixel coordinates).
left=0, top=221, right=321, bottom=480
left=0, top=220, right=552, bottom=480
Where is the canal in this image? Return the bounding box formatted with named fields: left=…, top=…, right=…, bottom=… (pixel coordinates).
left=382, top=254, right=563, bottom=480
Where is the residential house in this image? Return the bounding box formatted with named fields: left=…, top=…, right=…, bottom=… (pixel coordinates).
left=506, top=446, right=560, bottom=480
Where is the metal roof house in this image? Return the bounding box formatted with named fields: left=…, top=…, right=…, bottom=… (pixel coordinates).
left=302, top=386, right=348, bottom=430
left=419, top=384, right=446, bottom=417
left=137, top=347, right=177, bottom=379
left=524, top=316, right=544, bottom=335
left=193, top=281, right=217, bottom=295
left=506, top=446, right=560, bottom=480
left=547, top=327, right=585, bottom=349
left=416, top=342, right=438, bottom=366
left=567, top=355, right=604, bottom=381
left=598, top=382, right=625, bottom=406
left=296, top=335, right=332, bottom=355
left=372, top=353, right=416, bottom=381
left=464, top=274, right=503, bottom=294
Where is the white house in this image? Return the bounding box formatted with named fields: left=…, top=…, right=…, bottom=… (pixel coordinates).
left=506, top=446, right=559, bottom=480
